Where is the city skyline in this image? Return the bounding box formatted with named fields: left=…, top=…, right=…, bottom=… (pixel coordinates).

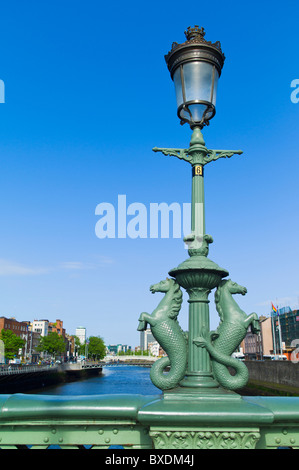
left=0, top=1, right=298, bottom=347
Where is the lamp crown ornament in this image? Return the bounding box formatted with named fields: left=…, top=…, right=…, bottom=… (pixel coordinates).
left=166, top=25, right=225, bottom=64
left=184, top=25, right=206, bottom=41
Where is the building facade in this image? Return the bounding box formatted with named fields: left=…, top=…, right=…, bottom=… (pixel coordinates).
left=25, top=330, right=41, bottom=363
left=140, top=328, right=155, bottom=351
left=272, top=308, right=299, bottom=349
left=0, top=317, right=28, bottom=339
left=0, top=316, right=29, bottom=360
left=107, top=344, right=131, bottom=355
left=260, top=317, right=273, bottom=355
left=75, top=327, right=86, bottom=344
left=242, top=308, right=299, bottom=359
left=32, top=319, right=49, bottom=337
left=49, top=319, right=65, bottom=337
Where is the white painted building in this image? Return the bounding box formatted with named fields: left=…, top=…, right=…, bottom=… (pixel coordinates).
left=32, top=319, right=49, bottom=337
left=140, top=328, right=155, bottom=351
left=75, top=326, right=86, bottom=344
left=148, top=341, right=160, bottom=357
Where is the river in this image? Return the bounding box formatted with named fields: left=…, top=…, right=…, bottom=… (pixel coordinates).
left=31, top=365, right=162, bottom=396
left=28, top=364, right=281, bottom=397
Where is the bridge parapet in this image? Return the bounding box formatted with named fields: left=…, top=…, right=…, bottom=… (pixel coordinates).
left=0, top=393, right=299, bottom=449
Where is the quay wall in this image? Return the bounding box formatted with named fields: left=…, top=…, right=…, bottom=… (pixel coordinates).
left=246, top=360, right=299, bottom=390
left=0, top=365, right=102, bottom=394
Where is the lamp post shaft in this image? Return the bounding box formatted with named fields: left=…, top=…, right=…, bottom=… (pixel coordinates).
left=191, top=165, right=205, bottom=236
left=152, top=129, right=243, bottom=391
left=180, top=132, right=216, bottom=388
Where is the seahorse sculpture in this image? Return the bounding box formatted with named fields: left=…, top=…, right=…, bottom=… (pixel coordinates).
left=194, top=279, right=260, bottom=391
left=137, top=278, right=188, bottom=391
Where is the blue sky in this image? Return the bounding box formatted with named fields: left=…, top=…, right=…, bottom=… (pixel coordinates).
left=0, top=0, right=298, bottom=348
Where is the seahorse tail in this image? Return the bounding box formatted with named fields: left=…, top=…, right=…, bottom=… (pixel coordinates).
left=212, top=359, right=249, bottom=391
left=149, top=321, right=188, bottom=391
left=205, top=343, right=249, bottom=390
left=150, top=352, right=187, bottom=391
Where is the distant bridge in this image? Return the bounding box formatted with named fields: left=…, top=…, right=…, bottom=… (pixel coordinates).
left=100, top=356, right=158, bottom=367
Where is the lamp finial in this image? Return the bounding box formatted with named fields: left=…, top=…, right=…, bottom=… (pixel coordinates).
left=184, top=26, right=205, bottom=41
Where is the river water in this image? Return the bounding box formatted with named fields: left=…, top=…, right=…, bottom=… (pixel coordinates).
left=32, top=365, right=162, bottom=396
left=29, top=364, right=276, bottom=397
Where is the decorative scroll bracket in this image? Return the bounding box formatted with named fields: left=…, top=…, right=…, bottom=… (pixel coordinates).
left=152, top=146, right=243, bottom=167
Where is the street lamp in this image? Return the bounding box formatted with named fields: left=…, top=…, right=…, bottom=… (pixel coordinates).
left=140, top=26, right=260, bottom=394
left=165, top=26, right=225, bottom=129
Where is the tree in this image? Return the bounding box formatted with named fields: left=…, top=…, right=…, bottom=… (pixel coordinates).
left=87, top=336, right=106, bottom=360
left=0, top=329, right=25, bottom=362
left=135, top=350, right=149, bottom=356
left=37, top=332, right=65, bottom=358
left=73, top=335, right=84, bottom=355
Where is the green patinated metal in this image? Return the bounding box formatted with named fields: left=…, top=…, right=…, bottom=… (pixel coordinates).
left=0, top=394, right=154, bottom=449
left=194, top=278, right=260, bottom=390
left=0, top=394, right=299, bottom=449
left=138, top=278, right=188, bottom=390
left=153, top=128, right=242, bottom=247
left=150, top=128, right=254, bottom=391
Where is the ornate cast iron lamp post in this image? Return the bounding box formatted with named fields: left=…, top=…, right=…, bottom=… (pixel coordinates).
left=138, top=26, right=261, bottom=395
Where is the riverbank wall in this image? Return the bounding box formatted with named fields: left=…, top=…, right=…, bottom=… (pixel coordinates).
left=242, top=360, right=299, bottom=396
left=0, top=365, right=102, bottom=394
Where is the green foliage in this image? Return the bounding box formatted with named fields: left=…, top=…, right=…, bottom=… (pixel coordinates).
left=73, top=336, right=85, bottom=355
left=115, top=350, right=149, bottom=356
left=117, top=350, right=133, bottom=356
left=74, top=336, right=81, bottom=349
left=134, top=350, right=149, bottom=356
left=87, top=336, right=106, bottom=360
left=0, top=329, right=26, bottom=361
left=37, top=331, right=66, bottom=357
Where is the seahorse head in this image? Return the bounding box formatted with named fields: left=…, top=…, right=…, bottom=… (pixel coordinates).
left=150, top=278, right=183, bottom=320
left=215, top=279, right=247, bottom=322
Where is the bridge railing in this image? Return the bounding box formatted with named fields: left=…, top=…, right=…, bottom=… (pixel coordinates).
left=0, top=364, right=58, bottom=375
left=0, top=392, right=299, bottom=449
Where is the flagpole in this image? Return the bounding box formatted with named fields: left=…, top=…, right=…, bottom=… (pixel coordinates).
left=277, top=306, right=283, bottom=356
left=275, top=300, right=283, bottom=356
left=271, top=302, right=278, bottom=356
left=271, top=308, right=276, bottom=355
